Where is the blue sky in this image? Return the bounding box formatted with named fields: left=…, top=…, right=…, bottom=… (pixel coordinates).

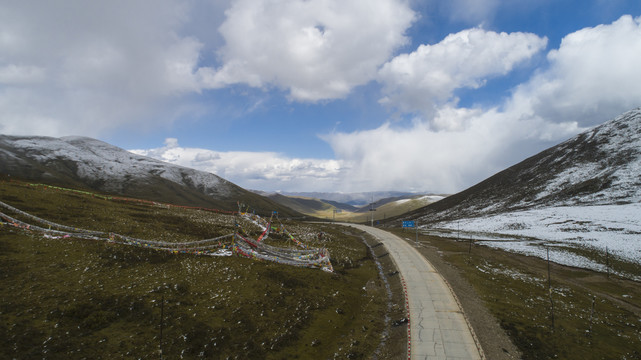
left=2, top=1, right=641, bottom=193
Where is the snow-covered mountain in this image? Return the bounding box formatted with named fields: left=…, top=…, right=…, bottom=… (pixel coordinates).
left=398, top=107, right=641, bottom=276
left=0, top=135, right=299, bottom=215
left=411, top=107, right=641, bottom=221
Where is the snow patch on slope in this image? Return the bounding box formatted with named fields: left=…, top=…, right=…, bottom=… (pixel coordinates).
left=394, top=195, right=444, bottom=205
left=427, top=203, right=641, bottom=278
left=418, top=108, right=641, bottom=277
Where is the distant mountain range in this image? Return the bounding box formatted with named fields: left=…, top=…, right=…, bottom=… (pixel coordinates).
left=266, top=191, right=420, bottom=206
left=252, top=190, right=447, bottom=220
left=395, top=107, right=641, bottom=224
left=0, top=135, right=300, bottom=216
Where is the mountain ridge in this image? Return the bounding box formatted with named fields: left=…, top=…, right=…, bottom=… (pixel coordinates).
left=396, top=107, right=641, bottom=223
left=384, top=107, right=641, bottom=275
left=0, top=135, right=300, bottom=216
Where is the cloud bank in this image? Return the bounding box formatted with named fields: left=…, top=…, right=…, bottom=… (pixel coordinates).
left=0, top=1, right=215, bottom=136
left=0, top=0, right=417, bottom=136
left=324, top=15, right=641, bottom=192
left=136, top=15, right=641, bottom=193
left=131, top=138, right=343, bottom=192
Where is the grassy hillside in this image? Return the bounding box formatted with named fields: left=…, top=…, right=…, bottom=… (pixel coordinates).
left=0, top=179, right=405, bottom=359
left=329, top=196, right=444, bottom=224
left=266, top=194, right=334, bottom=215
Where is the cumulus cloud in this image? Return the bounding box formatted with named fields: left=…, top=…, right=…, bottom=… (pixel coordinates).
left=0, top=1, right=215, bottom=137
left=130, top=138, right=344, bottom=192
left=378, top=27, right=547, bottom=126
left=508, top=14, right=641, bottom=127
left=201, top=0, right=416, bottom=101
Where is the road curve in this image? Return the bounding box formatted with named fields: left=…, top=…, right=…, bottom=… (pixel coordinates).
left=343, top=223, right=483, bottom=360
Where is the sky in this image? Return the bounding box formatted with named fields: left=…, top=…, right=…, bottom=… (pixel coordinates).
left=1, top=0, right=641, bottom=194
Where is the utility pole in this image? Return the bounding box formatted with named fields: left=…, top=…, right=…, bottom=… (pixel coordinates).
left=332, top=209, right=342, bottom=223
left=606, top=246, right=610, bottom=279
left=369, top=197, right=376, bottom=227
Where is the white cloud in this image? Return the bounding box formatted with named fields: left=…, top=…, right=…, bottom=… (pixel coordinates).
left=0, top=64, right=45, bottom=85
left=0, top=1, right=216, bottom=137
left=508, top=14, right=641, bottom=127
left=378, top=27, right=547, bottom=125
left=202, top=0, right=416, bottom=101
left=130, top=138, right=344, bottom=192
left=324, top=108, right=582, bottom=193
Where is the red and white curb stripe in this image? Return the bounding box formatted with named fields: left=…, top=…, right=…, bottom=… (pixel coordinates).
left=400, top=275, right=411, bottom=360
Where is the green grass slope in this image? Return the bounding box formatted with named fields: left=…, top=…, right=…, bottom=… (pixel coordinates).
left=0, top=180, right=404, bottom=359
left=266, top=194, right=333, bottom=215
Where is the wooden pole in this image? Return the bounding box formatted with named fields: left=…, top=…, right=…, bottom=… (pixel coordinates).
left=606, top=246, right=610, bottom=279
left=160, top=294, right=164, bottom=359
left=588, top=295, right=596, bottom=338
left=547, top=247, right=555, bottom=331
left=547, top=247, right=551, bottom=290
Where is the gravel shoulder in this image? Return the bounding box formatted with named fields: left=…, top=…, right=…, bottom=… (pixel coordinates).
left=343, top=224, right=488, bottom=359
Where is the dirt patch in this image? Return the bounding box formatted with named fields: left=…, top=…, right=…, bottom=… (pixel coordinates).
left=338, top=228, right=409, bottom=359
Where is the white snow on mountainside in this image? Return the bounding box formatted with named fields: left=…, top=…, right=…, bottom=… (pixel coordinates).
left=419, top=108, right=641, bottom=278
left=531, top=108, right=641, bottom=206
left=394, top=195, right=445, bottom=206
left=0, top=135, right=233, bottom=197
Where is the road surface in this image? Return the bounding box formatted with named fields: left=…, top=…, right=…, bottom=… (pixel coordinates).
left=343, top=223, right=483, bottom=360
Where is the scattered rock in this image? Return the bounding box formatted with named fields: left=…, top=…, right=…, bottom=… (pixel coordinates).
left=392, top=317, right=408, bottom=327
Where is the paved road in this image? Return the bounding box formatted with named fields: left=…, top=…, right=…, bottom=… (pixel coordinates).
left=343, top=224, right=483, bottom=360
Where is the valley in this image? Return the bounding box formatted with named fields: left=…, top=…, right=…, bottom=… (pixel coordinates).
left=265, top=193, right=445, bottom=223
left=1, top=107, right=641, bottom=359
